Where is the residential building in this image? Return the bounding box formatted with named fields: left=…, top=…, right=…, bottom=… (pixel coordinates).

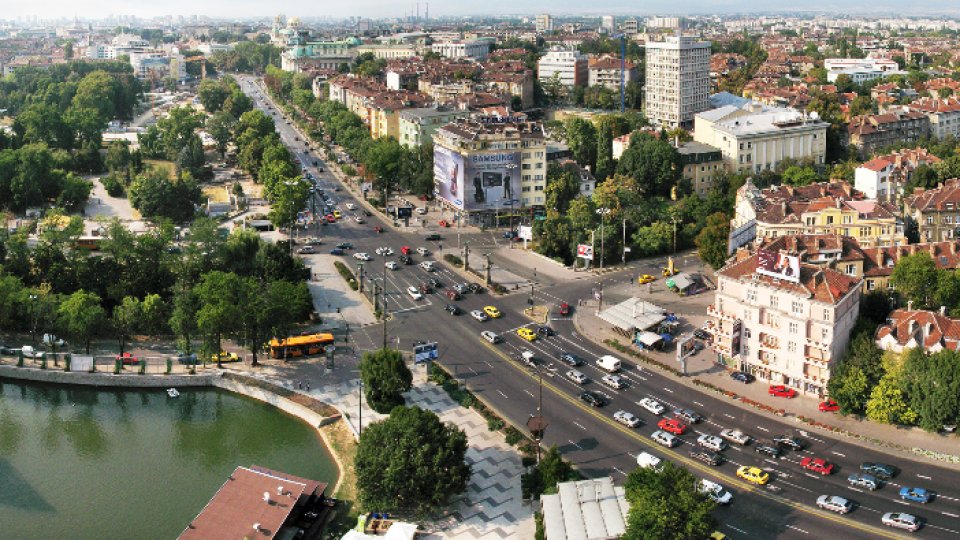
left=281, top=37, right=360, bottom=72
left=354, top=43, right=419, bottom=59
left=431, top=40, right=490, bottom=60
left=622, top=18, right=640, bottom=36
left=644, top=35, right=711, bottom=129
left=541, top=477, right=628, bottom=540
left=708, top=249, right=862, bottom=397
left=587, top=56, right=639, bottom=91
left=433, top=118, right=547, bottom=227
left=876, top=307, right=960, bottom=353
left=535, top=14, right=554, bottom=34
left=555, top=159, right=597, bottom=198
left=129, top=50, right=186, bottom=80
left=847, top=110, right=930, bottom=156
left=398, top=107, right=470, bottom=148
left=601, top=16, right=616, bottom=33
left=693, top=101, right=829, bottom=173
left=537, top=48, right=588, bottom=88
left=854, top=148, right=941, bottom=203
left=824, top=56, right=901, bottom=84
left=647, top=16, right=682, bottom=29
left=678, top=141, right=724, bottom=197
left=905, top=98, right=960, bottom=140
left=905, top=178, right=960, bottom=243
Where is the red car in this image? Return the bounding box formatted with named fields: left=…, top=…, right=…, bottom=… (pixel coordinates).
left=439, top=220, right=449, bottom=227
left=325, top=214, right=336, bottom=223
left=374, top=226, right=383, bottom=233
left=801, top=456, right=834, bottom=475
left=657, top=418, right=687, bottom=435
left=116, top=352, right=139, bottom=365
left=768, top=385, right=797, bottom=398
left=819, top=399, right=840, bottom=412
left=559, top=302, right=570, bottom=316
left=400, top=245, right=412, bottom=255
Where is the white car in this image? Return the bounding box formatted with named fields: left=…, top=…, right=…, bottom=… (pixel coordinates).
left=601, top=374, right=626, bottom=389
left=470, top=310, right=488, bottom=322
left=816, top=495, right=853, bottom=514
left=613, top=410, right=641, bottom=428
left=416, top=247, right=430, bottom=256
left=43, top=334, right=66, bottom=347
left=481, top=331, right=501, bottom=344
left=385, top=261, right=399, bottom=270
left=697, top=434, right=727, bottom=452
left=566, top=370, right=588, bottom=384
left=881, top=512, right=920, bottom=532
left=639, top=397, right=666, bottom=415
left=406, top=286, right=423, bottom=300
left=345, top=202, right=356, bottom=210
left=376, top=247, right=394, bottom=256
left=650, top=430, right=679, bottom=448
left=719, top=428, right=752, bottom=445
left=353, top=252, right=372, bottom=261
left=699, top=479, right=733, bottom=505
left=419, top=261, right=435, bottom=272
left=354, top=215, right=365, bottom=223
left=21, top=345, right=42, bottom=358
left=416, top=207, right=427, bottom=215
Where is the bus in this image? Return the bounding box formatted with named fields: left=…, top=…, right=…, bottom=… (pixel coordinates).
left=74, top=236, right=102, bottom=251
left=269, top=333, right=335, bottom=359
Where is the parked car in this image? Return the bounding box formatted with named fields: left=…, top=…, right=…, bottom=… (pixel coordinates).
left=481, top=331, right=501, bottom=344
left=601, top=374, right=627, bottom=389
left=819, top=399, right=840, bottom=412
left=639, top=397, right=666, bottom=415
left=801, top=457, right=835, bottom=475
left=817, top=495, right=853, bottom=514
left=673, top=409, right=703, bottom=424
left=693, top=328, right=712, bottom=341
left=613, top=410, right=641, bottom=428
left=773, top=435, right=805, bottom=451
left=768, top=385, right=797, bottom=398
left=730, top=371, right=755, bottom=383
left=637, top=274, right=655, bottom=284
left=755, top=443, right=782, bottom=458
left=467, top=283, right=484, bottom=294
left=211, top=351, right=240, bottom=363
left=881, top=512, right=920, bottom=532
left=579, top=391, right=604, bottom=407
left=559, top=352, right=584, bottom=366
left=20, top=345, right=42, bottom=358
left=860, top=462, right=898, bottom=480
left=720, top=429, right=752, bottom=445
left=847, top=473, right=881, bottom=491
left=43, top=334, right=66, bottom=347
left=407, top=286, right=423, bottom=300
left=117, top=352, right=140, bottom=365
left=296, top=246, right=317, bottom=254
left=899, top=487, right=932, bottom=504
left=566, top=370, right=588, bottom=384
left=176, top=352, right=199, bottom=365
left=689, top=449, right=723, bottom=466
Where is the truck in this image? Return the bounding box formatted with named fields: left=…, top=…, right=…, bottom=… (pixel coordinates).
left=597, top=355, right=622, bottom=373
left=636, top=451, right=663, bottom=471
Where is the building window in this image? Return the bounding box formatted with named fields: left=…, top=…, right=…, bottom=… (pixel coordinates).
left=791, top=301, right=803, bottom=315
left=787, top=341, right=797, bottom=353
left=821, top=328, right=829, bottom=340
left=747, top=289, right=757, bottom=302
left=770, top=295, right=778, bottom=308
left=845, top=264, right=856, bottom=276
left=823, top=309, right=831, bottom=321
left=867, top=280, right=876, bottom=291
left=789, top=322, right=799, bottom=334
left=743, top=328, right=751, bottom=339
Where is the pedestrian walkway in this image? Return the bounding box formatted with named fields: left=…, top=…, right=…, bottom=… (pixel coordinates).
left=573, top=304, right=960, bottom=467
left=306, top=255, right=378, bottom=327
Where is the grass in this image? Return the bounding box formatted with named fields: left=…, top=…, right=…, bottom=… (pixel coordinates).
left=202, top=185, right=230, bottom=203
left=322, top=418, right=358, bottom=502
left=145, top=159, right=176, bottom=178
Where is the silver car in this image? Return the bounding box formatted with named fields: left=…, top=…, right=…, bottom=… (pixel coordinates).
left=566, top=370, right=588, bottom=384
left=881, top=512, right=920, bottom=532
left=613, top=410, right=641, bottom=428
left=846, top=473, right=880, bottom=491
left=816, top=495, right=853, bottom=514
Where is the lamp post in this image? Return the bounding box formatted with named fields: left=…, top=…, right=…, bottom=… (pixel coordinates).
left=526, top=365, right=548, bottom=464
left=596, top=207, right=611, bottom=270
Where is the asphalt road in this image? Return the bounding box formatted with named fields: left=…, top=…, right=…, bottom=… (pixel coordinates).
left=236, top=77, right=960, bottom=539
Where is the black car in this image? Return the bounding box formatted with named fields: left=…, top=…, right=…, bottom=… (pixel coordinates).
left=689, top=449, right=723, bottom=466
left=755, top=443, right=782, bottom=458
left=329, top=248, right=345, bottom=255
left=425, top=233, right=442, bottom=241
left=363, top=209, right=373, bottom=216
left=467, top=283, right=484, bottom=294
left=559, top=352, right=584, bottom=366
left=445, top=304, right=461, bottom=315
left=673, top=409, right=703, bottom=424
left=537, top=326, right=555, bottom=336
left=773, top=435, right=805, bottom=451
left=176, top=352, right=199, bottom=365
left=336, top=242, right=353, bottom=249
left=579, top=391, right=605, bottom=407
left=428, top=277, right=442, bottom=289
left=399, top=255, right=413, bottom=265
left=860, top=462, right=898, bottom=479
left=0, top=344, right=13, bottom=355
left=693, top=328, right=712, bottom=341
left=730, top=371, right=755, bottom=383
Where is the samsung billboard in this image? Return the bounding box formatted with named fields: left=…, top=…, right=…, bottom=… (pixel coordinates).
left=434, top=146, right=520, bottom=211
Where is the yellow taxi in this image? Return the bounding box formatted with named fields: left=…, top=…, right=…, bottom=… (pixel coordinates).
left=516, top=328, right=537, bottom=341
left=483, top=306, right=502, bottom=318
left=211, top=351, right=241, bottom=363
left=638, top=274, right=655, bottom=284
left=709, top=532, right=727, bottom=540
left=736, top=466, right=770, bottom=485
left=333, top=209, right=342, bottom=219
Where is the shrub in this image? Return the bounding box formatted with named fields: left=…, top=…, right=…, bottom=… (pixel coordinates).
left=504, top=426, right=523, bottom=445
left=487, top=417, right=505, bottom=431
left=333, top=261, right=358, bottom=290
left=443, top=254, right=463, bottom=267
left=101, top=173, right=126, bottom=196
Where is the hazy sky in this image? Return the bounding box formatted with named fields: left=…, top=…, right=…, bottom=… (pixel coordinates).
left=5, top=0, right=960, bottom=20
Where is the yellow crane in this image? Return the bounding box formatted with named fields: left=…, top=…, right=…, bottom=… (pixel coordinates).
left=183, top=55, right=207, bottom=80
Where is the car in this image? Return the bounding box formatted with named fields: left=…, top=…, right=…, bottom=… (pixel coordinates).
left=425, top=234, right=442, bottom=241
left=353, top=213, right=365, bottom=222
left=801, top=457, right=834, bottom=475
left=418, top=282, right=432, bottom=294
left=336, top=242, right=353, bottom=249
left=773, top=435, right=805, bottom=451
left=899, top=487, right=932, bottom=503
left=537, top=326, right=555, bottom=336
left=445, top=289, right=461, bottom=301
left=567, top=370, right=588, bottom=384
left=416, top=247, right=430, bottom=256
left=467, top=283, right=484, bottom=294
left=730, top=371, right=755, bottom=383
left=860, top=462, right=898, bottom=479
left=697, top=434, right=727, bottom=452
left=559, top=352, right=584, bottom=366
left=305, top=237, right=323, bottom=246
left=768, top=384, right=797, bottom=398
left=375, top=247, right=394, bottom=256
left=693, top=328, right=712, bottom=341
left=211, top=351, right=240, bottom=363
left=520, top=350, right=537, bottom=365
left=673, top=409, right=703, bottom=424
left=601, top=374, right=626, bottom=389
left=374, top=226, right=384, bottom=233
left=176, top=352, right=199, bottom=365
left=736, top=466, right=770, bottom=485
left=847, top=473, right=880, bottom=491
left=558, top=302, right=570, bottom=316
left=881, top=512, right=921, bottom=532
left=651, top=430, right=680, bottom=448
left=639, top=397, right=666, bottom=415
left=0, top=344, right=13, bottom=355
left=345, top=203, right=356, bottom=210
left=296, top=246, right=317, bottom=254
left=353, top=252, right=372, bottom=261
left=689, top=449, right=723, bottom=466
left=580, top=391, right=604, bottom=407
left=819, top=399, right=840, bottom=412
left=117, top=352, right=140, bottom=365
left=453, top=283, right=469, bottom=294
left=400, top=245, right=412, bottom=255
left=329, top=248, right=345, bottom=255
left=720, top=429, right=752, bottom=445
left=363, top=210, right=372, bottom=217
left=613, top=410, right=641, bottom=428
left=385, top=261, right=399, bottom=270
left=470, top=310, right=489, bottom=322
left=483, top=306, right=502, bottom=318
left=407, top=286, right=423, bottom=300
left=399, top=255, right=412, bottom=265
left=444, top=304, right=461, bottom=315
left=333, top=210, right=342, bottom=219
left=657, top=418, right=687, bottom=435
left=817, top=495, right=853, bottom=514
left=637, top=274, right=656, bottom=284
left=699, top=479, right=733, bottom=505
left=755, top=443, right=782, bottom=458
left=415, top=206, right=427, bottom=215
left=517, top=328, right=537, bottom=341
left=481, top=331, right=501, bottom=344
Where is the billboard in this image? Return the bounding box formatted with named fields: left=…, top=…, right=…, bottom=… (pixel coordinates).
left=677, top=336, right=697, bottom=362
left=434, top=145, right=520, bottom=211
left=757, top=249, right=800, bottom=283
left=518, top=225, right=533, bottom=241
left=577, top=244, right=594, bottom=260
left=414, top=342, right=438, bottom=364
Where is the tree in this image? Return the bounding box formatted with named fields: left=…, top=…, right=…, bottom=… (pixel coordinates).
left=616, top=135, right=681, bottom=197
left=359, top=348, right=413, bottom=413
left=169, top=282, right=199, bottom=353
left=595, top=120, right=615, bottom=182
left=622, top=460, right=716, bottom=540
left=565, top=119, right=597, bottom=172
left=827, top=332, right=884, bottom=415
left=866, top=374, right=917, bottom=425
left=900, top=348, right=960, bottom=431
left=781, top=165, right=819, bottom=187
left=890, top=252, right=938, bottom=308
left=545, top=162, right=583, bottom=214
left=207, top=111, right=235, bottom=158
left=128, top=167, right=200, bottom=223
left=356, top=406, right=470, bottom=515
left=521, top=445, right=579, bottom=498
left=111, top=296, right=142, bottom=355
left=267, top=179, right=310, bottom=231
left=696, top=212, right=731, bottom=269
left=57, top=290, right=106, bottom=353
left=194, top=271, right=243, bottom=364
left=197, top=78, right=230, bottom=113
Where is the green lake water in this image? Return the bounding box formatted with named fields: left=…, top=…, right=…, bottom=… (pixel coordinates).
left=0, top=380, right=339, bottom=539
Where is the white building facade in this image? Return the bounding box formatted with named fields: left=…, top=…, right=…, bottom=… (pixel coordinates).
left=644, top=36, right=711, bottom=129
left=537, top=49, right=588, bottom=88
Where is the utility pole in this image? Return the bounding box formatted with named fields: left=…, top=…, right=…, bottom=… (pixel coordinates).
left=463, top=242, right=470, bottom=273
left=622, top=216, right=627, bottom=265
left=484, top=254, right=492, bottom=285
left=526, top=367, right=548, bottom=464
left=358, top=380, right=363, bottom=436
left=357, top=263, right=364, bottom=293
left=382, top=261, right=388, bottom=349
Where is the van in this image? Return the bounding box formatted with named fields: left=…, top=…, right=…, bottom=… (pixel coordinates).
left=597, top=355, right=621, bottom=373
left=636, top=452, right=663, bottom=471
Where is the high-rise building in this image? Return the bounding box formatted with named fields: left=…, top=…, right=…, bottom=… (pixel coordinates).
left=622, top=18, right=639, bottom=36
left=535, top=14, right=553, bottom=33
left=601, top=15, right=615, bottom=33
left=644, top=35, right=711, bottom=129
left=537, top=48, right=588, bottom=88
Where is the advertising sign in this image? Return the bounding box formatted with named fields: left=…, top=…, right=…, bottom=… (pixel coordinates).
left=396, top=207, right=413, bottom=218
left=434, top=145, right=465, bottom=210
left=434, top=146, right=521, bottom=212
left=577, top=244, right=594, bottom=260
left=414, top=342, right=439, bottom=364
left=677, top=336, right=696, bottom=362
left=518, top=226, right=533, bottom=241
left=757, top=249, right=801, bottom=283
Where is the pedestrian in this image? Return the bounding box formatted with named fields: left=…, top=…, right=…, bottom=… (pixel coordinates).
left=306, top=382, right=310, bottom=391
left=298, top=380, right=303, bottom=390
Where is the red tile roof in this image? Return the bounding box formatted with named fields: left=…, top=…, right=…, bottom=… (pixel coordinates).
left=906, top=178, right=960, bottom=212
left=860, top=157, right=893, bottom=172
left=718, top=252, right=861, bottom=304
left=875, top=308, right=960, bottom=351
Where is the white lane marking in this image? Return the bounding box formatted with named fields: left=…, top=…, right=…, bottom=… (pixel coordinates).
left=765, top=459, right=779, bottom=466
left=573, top=421, right=587, bottom=431
left=496, top=390, right=508, bottom=399
left=893, top=499, right=910, bottom=506
left=568, top=440, right=582, bottom=450
left=693, top=401, right=704, bottom=407
left=725, top=525, right=747, bottom=535
left=724, top=413, right=735, bottom=419
left=484, top=361, right=494, bottom=368
left=523, top=389, right=535, bottom=398
left=927, top=524, right=960, bottom=536
left=785, top=525, right=808, bottom=534
left=917, top=474, right=931, bottom=480
left=756, top=426, right=769, bottom=432
left=804, top=473, right=822, bottom=480
left=831, top=451, right=846, bottom=458
left=943, top=512, right=960, bottom=518
left=777, top=479, right=814, bottom=493
left=663, top=387, right=674, bottom=393
left=613, top=467, right=628, bottom=477
left=468, top=366, right=478, bottom=375
left=847, top=487, right=862, bottom=493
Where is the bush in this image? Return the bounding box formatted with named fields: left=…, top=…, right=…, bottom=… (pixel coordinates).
left=333, top=261, right=358, bottom=290
left=359, top=348, right=412, bottom=414
left=487, top=417, right=505, bottom=431
left=443, top=254, right=463, bottom=267
left=101, top=173, right=126, bottom=196
left=504, top=426, right=523, bottom=446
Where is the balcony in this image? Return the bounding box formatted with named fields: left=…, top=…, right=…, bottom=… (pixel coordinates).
left=707, top=304, right=738, bottom=323
left=759, top=333, right=779, bottom=350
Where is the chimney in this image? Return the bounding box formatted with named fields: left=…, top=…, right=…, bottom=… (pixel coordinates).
left=908, top=319, right=916, bottom=335
left=941, top=306, right=947, bottom=316
left=908, top=300, right=914, bottom=311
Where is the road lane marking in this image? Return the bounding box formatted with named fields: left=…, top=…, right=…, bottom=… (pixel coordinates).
left=568, top=439, right=582, bottom=450
left=724, top=413, right=735, bottom=419
left=893, top=499, right=910, bottom=506
left=496, top=390, right=508, bottom=399
left=724, top=525, right=747, bottom=535
left=943, top=512, right=960, bottom=518
left=613, top=467, right=627, bottom=477
left=785, top=525, right=808, bottom=534
left=756, top=426, right=769, bottom=432
left=847, top=487, right=863, bottom=493
left=523, top=389, right=534, bottom=398
left=573, top=421, right=587, bottom=431
left=693, top=401, right=704, bottom=407
left=765, top=459, right=779, bottom=466
left=916, top=474, right=931, bottom=480
left=831, top=451, right=846, bottom=458
left=663, top=387, right=674, bottom=393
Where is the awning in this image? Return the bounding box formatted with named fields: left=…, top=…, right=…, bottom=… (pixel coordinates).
left=668, top=272, right=693, bottom=290
left=637, top=331, right=663, bottom=347
left=597, top=298, right=667, bottom=332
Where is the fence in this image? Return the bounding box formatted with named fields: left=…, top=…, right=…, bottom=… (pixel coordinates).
left=0, top=350, right=232, bottom=375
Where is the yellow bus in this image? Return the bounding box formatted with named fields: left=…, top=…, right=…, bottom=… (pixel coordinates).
left=74, top=236, right=102, bottom=251
left=269, top=333, right=335, bottom=359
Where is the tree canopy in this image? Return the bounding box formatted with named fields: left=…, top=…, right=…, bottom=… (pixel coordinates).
left=622, top=461, right=717, bottom=540
left=359, top=348, right=413, bottom=414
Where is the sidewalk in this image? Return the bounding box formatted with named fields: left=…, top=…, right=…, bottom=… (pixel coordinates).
left=573, top=304, right=960, bottom=467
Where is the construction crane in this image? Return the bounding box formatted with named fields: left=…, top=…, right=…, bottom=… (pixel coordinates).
left=610, top=33, right=627, bottom=113
left=183, top=55, right=207, bottom=80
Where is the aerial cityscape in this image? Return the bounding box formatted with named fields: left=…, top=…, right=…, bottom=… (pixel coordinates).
left=4, top=6, right=960, bottom=540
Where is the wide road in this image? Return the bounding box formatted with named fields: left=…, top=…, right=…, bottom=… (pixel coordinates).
left=236, top=77, right=960, bottom=539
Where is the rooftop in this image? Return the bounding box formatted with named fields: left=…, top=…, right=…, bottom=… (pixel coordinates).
left=719, top=251, right=861, bottom=305
left=541, top=477, right=629, bottom=540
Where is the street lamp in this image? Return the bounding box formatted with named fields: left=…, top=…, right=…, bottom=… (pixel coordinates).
left=595, top=207, right=611, bottom=270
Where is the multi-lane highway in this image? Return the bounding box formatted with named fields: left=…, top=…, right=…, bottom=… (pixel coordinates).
left=237, top=76, right=960, bottom=539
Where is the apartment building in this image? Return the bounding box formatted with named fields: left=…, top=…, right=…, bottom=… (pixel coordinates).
left=694, top=102, right=829, bottom=173
left=398, top=107, right=470, bottom=148
left=678, top=141, right=724, bottom=197
left=824, top=56, right=903, bottom=84
left=587, top=56, right=639, bottom=91
left=847, top=110, right=930, bottom=156
left=535, top=14, right=554, bottom=34
left=644, top=36, right=711, bottom=129
left=905, top=98, right=960, bottom=140
left=281, top=37, right=360, bottom=72
left=876, top=308, right=960, bottom=353
left=854, top=147, right=941, bottom=203
left=537, top=49, right=588, bottom=88
left=905, top=178, right=960, bottom=243
left=431, top=40, right=490, bottom=60
left=708, top=249, right=862, bottom=397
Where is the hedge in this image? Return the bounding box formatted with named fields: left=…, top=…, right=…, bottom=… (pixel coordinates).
left=333, top=261, right=358, bottom=290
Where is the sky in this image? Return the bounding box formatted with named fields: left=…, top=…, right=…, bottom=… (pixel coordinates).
left=4, top=0, right=960, bottom=20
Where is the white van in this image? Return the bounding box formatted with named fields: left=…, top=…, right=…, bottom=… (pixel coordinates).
left=597, top=355, right=621, bottom=373
left=636, top=452, right=663, bottom=471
